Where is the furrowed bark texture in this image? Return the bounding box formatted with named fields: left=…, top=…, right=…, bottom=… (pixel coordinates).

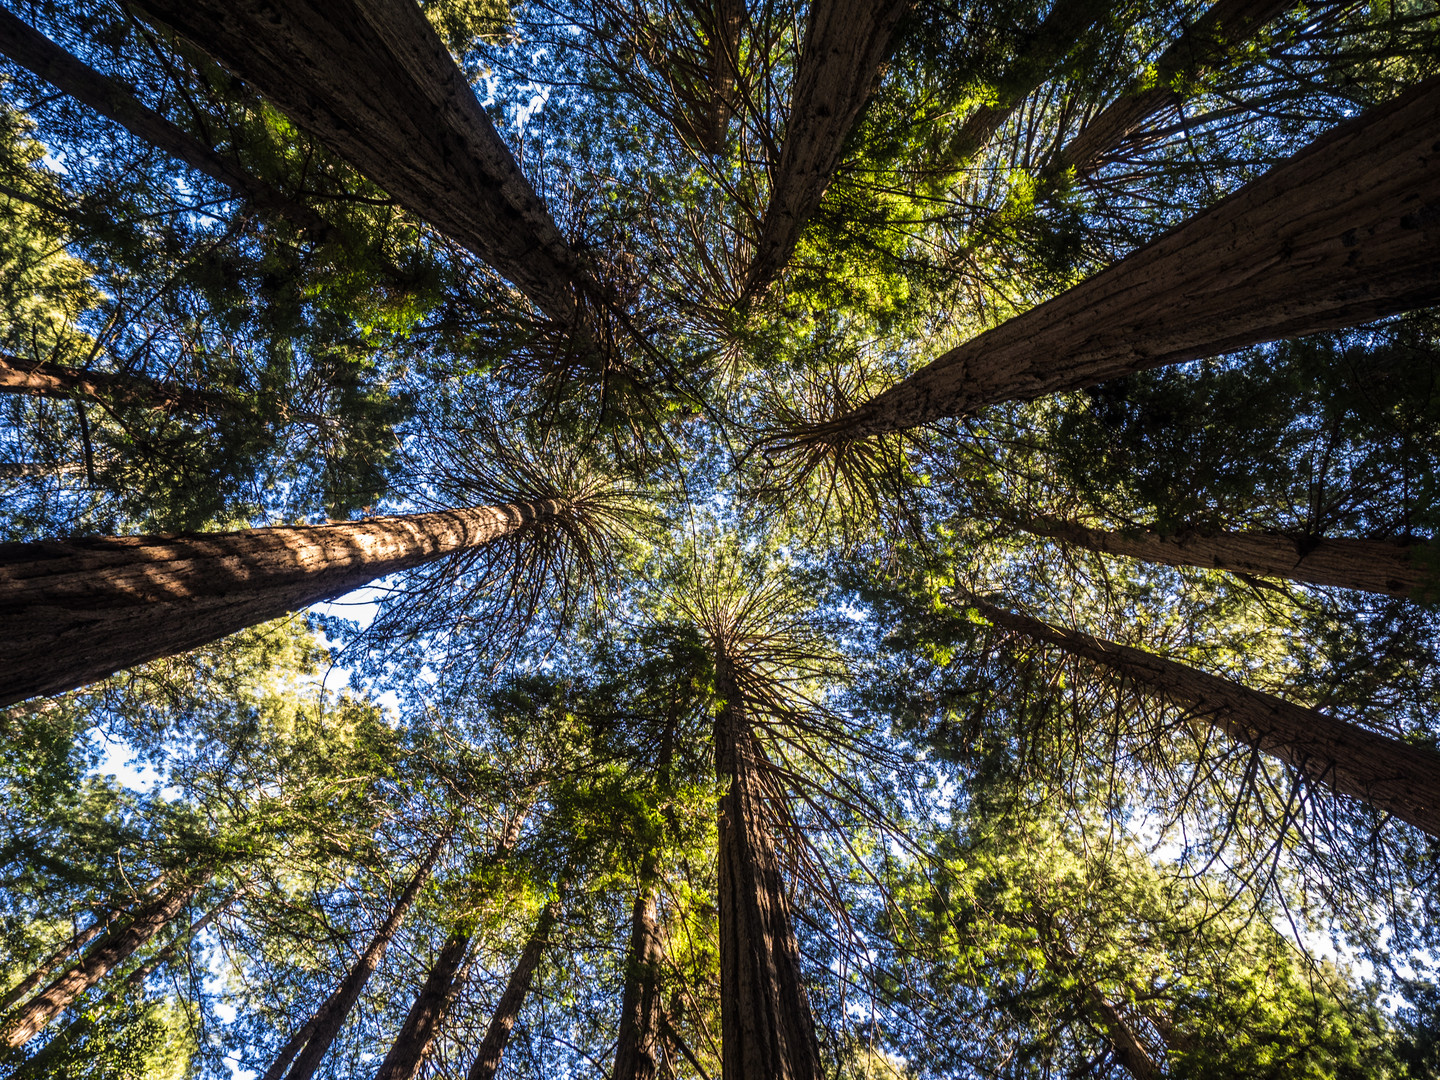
left=0, top=352, right=211, bottom=414
left=612, top=879, right=665, bottom=1080
left=128, top=0, right=583, bottom=322
left=0, top=9, right=338, bottom=241
left=939, top=0, right=1110, bottom=170
left=972, top=596, right=1440, bottom=837
left=373, top=929, right=471, bottom=1080
left=707, top=0, right=746, bottom=151
left=831, top=75, right=1440, bottom=436
left=278, top=829, right=449, bottom=1080
left=465, top=897, right=561, bottom=1080
left=0, top=878, right=200, bottom=1048
left=714, top=658, right=822, bottom=1080
left=0, top=905, right=123, bottom=1014
left=0, top=500, right=562, bottom=707
left=1020, top=516, right=1440, bottom=599
left=743, top=0, right=912, bottom=297
left=1051, top=0, right=1296, bottom=176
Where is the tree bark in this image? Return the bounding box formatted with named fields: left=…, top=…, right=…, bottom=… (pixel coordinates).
left=1049, top=0, right=1297, bottom=178
left=1044, top=925, right=1159, bottom=1080
left=970, top=595, right=1440, bottom=838
left=742, top=0, right=913, bottom=298
left=937, top=0, right=1111, bottom=172
left=372, top=808, right=528, bottom=1080
left=1017, top=515, right=1439, bottom=600
left=814, top=75, right=1440, bottom=438
left=9, top=892, right=235, bottom=1080
left=713, top=657, right=821, bottom=1080
left=0, top=8, right=339, bottom=243
left=128, top=0, right=584, bottom=323
left=0, top=351, right=213, bottom=415
left=0, top=901, right=128, bottom=1014
left=706, top=0, right=747, bottom=153
left=0, top=877, right=201, bottom=1048
left=273, top=828, right=450, bottom=1080
left=465, top=894, right=562, bottom=1080
left=0, top=499, right=564, bottom=707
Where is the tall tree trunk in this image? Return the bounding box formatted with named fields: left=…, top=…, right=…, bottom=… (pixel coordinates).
left=1049, top=0, right=1298, bottom=179
left=705, top=0, right=747, bottom=153
left=10, top=892, right=236, bottom=1080
left=970, top=595, right=1440, bottom=837
left=937, top=0, right=1111, bottom=172
left=465, top=893, right=563, bottom=1080
left=742, top=0, right=913, bottom=298
left=373, top=807, right=529, bottom=1080
left=809, top=75, right=1440, bottom=439
left=0, top=351, right=212, bottom=415
left=713, top=657, right=821, bottom=1080
left=0, top=499, right=565, bottom=707
left=128, top=0, right=584, bottom=323
left=0, top=897, right=135, bottom=1014
left=0, top=9, right=339, bottom=243
left=1044, top=924, right=1159, bottom=1080
left=0, top=877, right=202, bottom=1048
left=273, top=828, right=450, bottom=1080
left=1016, top=515, right=1439, bottom=599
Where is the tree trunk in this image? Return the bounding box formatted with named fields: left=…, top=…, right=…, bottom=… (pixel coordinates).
left=1045, top=925, right=1159, bottom=1080
left=0, top=877, right=201, bottom=1048
left=0, top=351, right=212, bottom=415
left=0, top=9, right=339, bottom=243
left=0, top=462, right=87, bottom=480
left=705, top=0, right=747, bottom=153
left=937, top=0, right=1110, bottom=172
left=9, top=892, right=235, bottom=1080
left=713, top=658, right=821, bottom=1080
left=465, top=894, right=562, bottom=1080
left=742, top=0, right=912, bottom=298
left=0, top=900, right=132, bottom=1014
left=373, top=808, right=528, bottom=1080
left=1017, top=515, right=1439, bottom=600
left=0, top=499, right=564, bottom=707
left=1049, top=0, right=1297, bottom=178
left=372, top=930, right=471, bottom=1080
left=812, top=75, right=1440, bottom=438
left=273, top=827, right=450, bottom=1080
left=970, top=595, right=1440, bottom=837
left=128, top=0, right=583, bottom=323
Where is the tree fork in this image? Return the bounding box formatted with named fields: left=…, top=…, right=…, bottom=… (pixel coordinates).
left=970, top=595, right=1440, bottom=837
left=818, top=74, right=1440, bottom=438
left=127, top=0, right=585, bottom=322
left=1016, top=515, right=1440, bottom=599
left=0, top=501, right=564, bottom=707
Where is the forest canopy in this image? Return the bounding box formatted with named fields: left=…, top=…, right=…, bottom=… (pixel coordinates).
left=2, top=0, right=1440, bottom=1077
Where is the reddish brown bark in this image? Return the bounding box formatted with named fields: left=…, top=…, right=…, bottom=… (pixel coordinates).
left=1018, top=516, right=1440, bottom=599
left=0, top=352, right=211, bottom=415
left=817, top=76, right=1440, bottom=438
left=1050, top=0, right=1296, bottom=178
left=0, top=9, right=338, bottom=242
left=742, top=0, right=912, bottom=297
left=1, top=878, right=201, bottom=1048
left=971, top=595, right=1440, bottom=837
left=465, top=895, right=562, bottom=1080
left=129, top=0, right=584, bottom=322
left=0, top=500, right=563, bottom=707
left=273, top=829, right=450, bottom=1080
left=938, top=0, right=1110, bottom=171
left=713, top=657, right=821, bottom=1080
left=1045, top=926, right=1159, bottom=1080
left=0, top=905, right=122, bottom=1015
left=611, top=880, right=665, bottom=1080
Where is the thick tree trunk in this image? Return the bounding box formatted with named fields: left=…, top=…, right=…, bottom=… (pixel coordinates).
left=129, top=0, right=583, bottom=322
left=742, top=0, right=912, bottom=297
left=465, top=895, right=562, bottom=1080
left=815, top=75, right=1440, bottom=438
left=0, top=500, right=563, bottom=707
left=0, top=9, right=338, bottom=243
left=611, top=879, right=665, bottom=1080
left=10, top=893, right=235, bottom=1080
left=373, top=807, right=529, bottom=1080
left=937, top=0, right=1110, bottom=172
left=0, top=904, right=126, bottom=1015
left=0, top=877, right=201, bottom=1048
left=713, top=658, right=821, bottom=1080
left=705, top=0, right=747, bottom=152
left=1017, top=516, right=1439, bottom=599
left=0, top=351, right=212, bottom=415
left=372, top=930, right=471, bottom=1080
left=1049, top=0, right=1297, bottom=178
left=274, top=828, right=450, bottom=1080
left=971, top=595, right=1440, bottom=837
